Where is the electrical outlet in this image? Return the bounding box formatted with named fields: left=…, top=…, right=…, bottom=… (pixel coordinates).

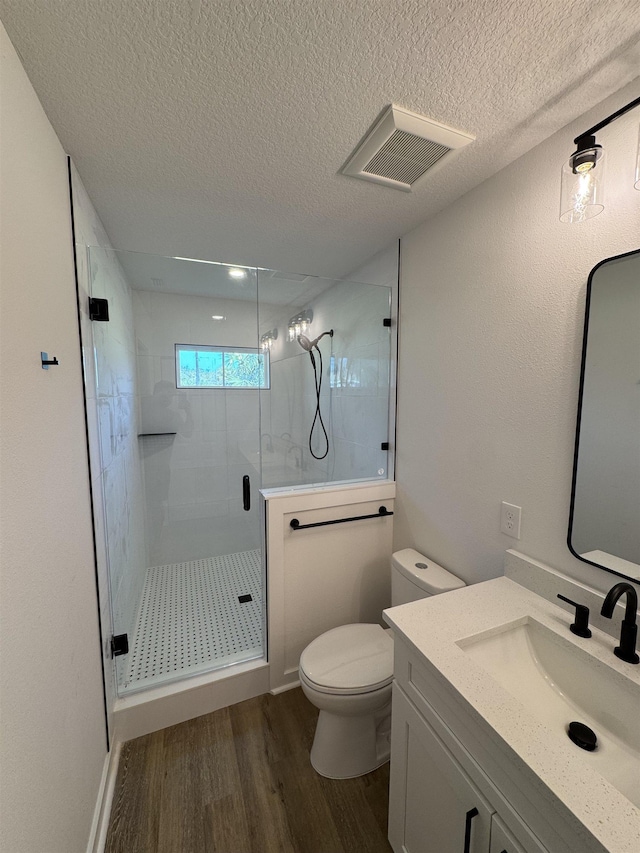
left=500, top=502, right=522, bottom=539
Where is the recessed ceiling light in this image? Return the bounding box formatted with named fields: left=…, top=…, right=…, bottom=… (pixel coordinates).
left=211, top=315, right=226, bottom=320
left=228, top=268, right=247, bottom=279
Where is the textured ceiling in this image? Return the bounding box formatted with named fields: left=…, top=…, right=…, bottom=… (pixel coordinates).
left=2, top=1, right=639, bottom=277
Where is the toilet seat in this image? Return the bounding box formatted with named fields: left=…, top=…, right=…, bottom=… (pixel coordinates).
left=299, top=667, right=392, bottom=696
left=299, top=623, right=393, bottom=695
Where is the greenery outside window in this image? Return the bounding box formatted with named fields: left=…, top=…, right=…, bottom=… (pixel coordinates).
left=175, top=344, right=269, bottom=389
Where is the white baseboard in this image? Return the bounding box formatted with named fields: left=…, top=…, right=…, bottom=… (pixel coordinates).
left=270, top=664, right=302, bottom=694
left=270, top=678, right=300, bottom=695
left=87, top=742, right=121, bottom=853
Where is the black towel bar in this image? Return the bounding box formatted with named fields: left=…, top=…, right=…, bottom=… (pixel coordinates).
left=289, top=506, right=393, bottom=531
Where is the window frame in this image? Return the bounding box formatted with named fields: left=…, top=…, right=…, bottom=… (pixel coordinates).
left=174, top=343, right=270, bottom=390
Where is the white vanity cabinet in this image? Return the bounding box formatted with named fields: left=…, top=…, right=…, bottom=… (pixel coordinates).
left=389, top=684, right=493, bottom=852
left=385, top=577, right=640, bottom=853
left=490, top=816, right=526, bottom=853
left=389, top=639, right=551, bottom=853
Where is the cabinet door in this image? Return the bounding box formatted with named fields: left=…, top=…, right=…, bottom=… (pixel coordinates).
left=490, top=815, right=526, bottom=853
left=389, top=686, right=494, bottom=853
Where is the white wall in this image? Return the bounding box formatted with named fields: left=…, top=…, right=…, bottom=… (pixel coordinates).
left=0, top=22, right=106, bottom=853
left=395, top=78, right=640, bottom=594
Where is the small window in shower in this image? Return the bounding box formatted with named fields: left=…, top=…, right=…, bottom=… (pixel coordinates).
left=175, top=344, right=269, bottom=389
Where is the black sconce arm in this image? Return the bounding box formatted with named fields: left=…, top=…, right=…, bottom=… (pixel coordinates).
left=574, top=94, right=640, bottom=147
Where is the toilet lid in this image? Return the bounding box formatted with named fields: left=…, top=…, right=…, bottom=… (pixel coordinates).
left=299, top=624, right=393, bottom=693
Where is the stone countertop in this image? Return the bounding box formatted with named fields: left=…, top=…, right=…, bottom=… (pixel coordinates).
left=383, top=576, right=640, bottom=853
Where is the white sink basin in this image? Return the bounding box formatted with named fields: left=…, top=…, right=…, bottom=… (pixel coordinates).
left=457, top=616, right=640, bottom=807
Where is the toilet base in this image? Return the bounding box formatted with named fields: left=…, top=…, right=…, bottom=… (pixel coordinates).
left=309, top=703, right=391, bottom=779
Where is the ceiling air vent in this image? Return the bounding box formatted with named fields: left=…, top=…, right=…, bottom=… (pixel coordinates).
left=341, top=104, right=474, bottom=192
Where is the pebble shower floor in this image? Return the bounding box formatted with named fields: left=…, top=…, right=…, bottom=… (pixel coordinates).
left=123, top=549, right=263, bottom=691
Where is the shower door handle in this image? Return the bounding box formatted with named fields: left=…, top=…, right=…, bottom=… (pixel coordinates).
left=242, top=475, right=250, bottom=511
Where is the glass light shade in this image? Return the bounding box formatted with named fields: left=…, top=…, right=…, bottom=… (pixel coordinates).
left=260, top=328, right=277, bottom=350
left=560, top=147, right=605, bottom=223
left=634, top=125, right=640, bottom=190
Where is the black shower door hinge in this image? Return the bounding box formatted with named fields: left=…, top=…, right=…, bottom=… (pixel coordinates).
left=383, top=317, right=392, bottom=327
left=110, top=633, right=129, bottom=657
left=89, top=297, right=110, bottom=321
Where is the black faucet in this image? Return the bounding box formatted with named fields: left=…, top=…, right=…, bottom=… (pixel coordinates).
left=600, top=582, right=639, bottom=664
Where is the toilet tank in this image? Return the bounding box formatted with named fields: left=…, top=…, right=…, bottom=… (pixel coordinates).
left=391, top=548, right=465, bottom=606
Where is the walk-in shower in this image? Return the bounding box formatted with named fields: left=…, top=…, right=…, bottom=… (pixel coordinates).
left=84, top=247, right=393, bottom=697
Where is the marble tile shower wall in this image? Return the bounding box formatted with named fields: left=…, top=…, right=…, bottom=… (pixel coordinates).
left=259, top=352, right=332, bottom=487
left=261, top=279, right=391, bottom=486
left=70, top=171, right=147, bottom=661
left=87, top=247, right=147, bottom=641
left=319, top=280, right=390, bottom=481
left=132, top=290, right=261, bottom=566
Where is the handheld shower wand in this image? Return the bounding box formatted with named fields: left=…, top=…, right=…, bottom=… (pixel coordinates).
left=297, top=329, right=333, bottom=460
left=297, top=330, right=333, bottom=352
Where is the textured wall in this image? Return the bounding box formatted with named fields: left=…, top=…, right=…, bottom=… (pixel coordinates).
left=395, top=78, right=640, bottom=593
left=0, top=21, right=106, bottom=853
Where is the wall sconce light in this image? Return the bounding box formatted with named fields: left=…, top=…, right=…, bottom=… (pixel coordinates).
left=560, top=94, right=640, bottom=223
left=287, top=309, right=313, bottom=342
left=260, top=328, right=278, bottom=351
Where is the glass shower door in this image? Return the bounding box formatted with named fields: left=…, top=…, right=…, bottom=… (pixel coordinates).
left=87, top=248, right=265, bottom=694
left=257, top=269, right=392, bottom=489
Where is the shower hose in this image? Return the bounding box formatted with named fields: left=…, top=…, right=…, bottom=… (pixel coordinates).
left=307, top=342, right=330, bottom=460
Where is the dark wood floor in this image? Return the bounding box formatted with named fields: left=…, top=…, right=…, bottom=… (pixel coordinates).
left=105, top=688, right=392, bottom=853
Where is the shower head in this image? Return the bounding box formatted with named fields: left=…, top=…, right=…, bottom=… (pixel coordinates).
left=297, top=334, right=314, bottom=352
left=296, top=330, right=333, bottom=352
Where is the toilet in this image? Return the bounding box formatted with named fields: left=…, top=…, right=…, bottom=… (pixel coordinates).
left=299, top=548, right=465, bottom=779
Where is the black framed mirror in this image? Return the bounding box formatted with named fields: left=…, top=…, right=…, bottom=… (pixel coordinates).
left=568, top=248, right=640, bottom=583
